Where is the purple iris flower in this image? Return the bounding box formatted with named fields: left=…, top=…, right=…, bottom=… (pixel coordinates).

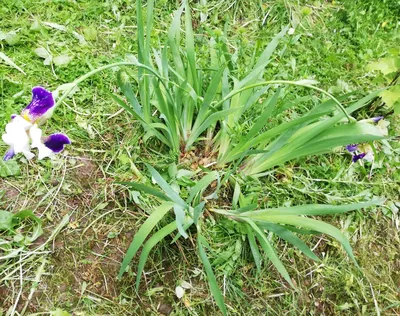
left=346, top=144, right=358, bottom=152
left=345, top=116, right=383, bottom=163
left=2, top=87, right=70, bottom=161
left=352, top=153, right=366, bottom=163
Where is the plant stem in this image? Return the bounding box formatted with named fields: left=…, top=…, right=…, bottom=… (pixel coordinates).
left=54, top=61, right=169, bottom=108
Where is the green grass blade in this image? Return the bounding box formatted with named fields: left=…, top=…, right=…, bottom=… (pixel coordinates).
left=244, top=94, right=386, bottom=175
left=250, top=215, right=357, bottom=264
left=110, top=93, right=145, bottom=124
left=246, top=89, right=281, bottom=140
left=186, top=107, right=243, bottom=151
left=301, top=122, right=386, bottom=147
left=174, top=204, right=189, bottom=238
left=146, top=122, right=171, bottom=133
left=0, top=52, right=26, bottom=75
left=152, top=78, right=170, bottom=116
left=152, top=48, right=168, bottom=78
left=167, top=66, right=198, bottom=102
left=232, top=204, right=258, bottom=213
left=305, top=93, right=353, bottom=117
left=215, top=68, right=232, bottom=160
left=287, top=120, right=384, bottom=146
left=146, top=164, right=187, bottom=207
left=224, top=111, right=329, bottom=164
left=246, top=224, right=261, bottom=274
left=135, top=221, right=178, bottom=290
left=226, top=27, right=287, bottom=124
left=219, top=24, right=234, bottom=72
left=161, top=45, right=169, bottom=79
left=193, top=201, right=206, bottom=225
left=237, top=26, right=289, bottom=89
left=284, top=226, right=320, bottom=235
left=170, top=219, right=194, bottom=244
left=258, top=222, right=319, bottom=261
left=232, top=181, right=241, bottom=209
left=184, top=0, right=199, bottom=93
left=136, top=0, right=152, bottom=122
left=240, top=200, right=383, bottom=217
left=152, top=79, right=180, bottom=151
left=118, top=202, right=174, bottom=278
left=245, top=219, right=295, bottom=287
left=344, top=89, right=385, bottom=114
left=117, top=182, right=171, bottom=201
left=197, top=235, right=227, bottom=316
left=226, top=28, right=287, bottom=124
left=142, top=128, right=173, bottom=149
left=187, top=171, right=219, bottom=204
left=252, top=111, right=329, bottom=146
left=194, top=67, right=225, bottom=126
left=273, top=95, right=312, bottom=116
left=203, top=67, right=224, bottom=108
left=145, top=0, right=155, bottom=57
left=117, top=71, right=143, bottom=118
left=220, top=89, right=281, bottom=163
left=168, top=4, right=185, bottom=78
left=243, top=86, right=269, bottom=113
left=174, top=78, right=186, bottom=122
left=136, top=0, right=145, bottom=63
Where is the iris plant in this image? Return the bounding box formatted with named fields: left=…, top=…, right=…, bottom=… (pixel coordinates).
left=2, top=87, right=70, bottom=161
left=0, top=1, right=387, bottom=313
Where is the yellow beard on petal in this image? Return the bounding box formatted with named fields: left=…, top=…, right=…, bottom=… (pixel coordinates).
left=22, top=111, right=33, bottom=123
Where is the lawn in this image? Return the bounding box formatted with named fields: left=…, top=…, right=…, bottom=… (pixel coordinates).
left=0, top=0, right=399, bottom=315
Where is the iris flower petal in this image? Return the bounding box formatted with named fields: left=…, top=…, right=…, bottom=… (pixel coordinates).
left=2, top=116, right=34, bottom=160
left=371, top=116, right=384, bottom=123
left=29, top=126, right=70, bottom=160
left=21, top=87, right=55, bottom=124
left=346, top=144, right=358, bottom=152
left=377, top=119, right=390, bottom=136
left=3, top=148, right=15, bottom=161
left=363, top=152, right=374, bottom=162
left=352, top=153, right=366, bottom=163
left=29, top=124, right=43, bottom=149
left=29, top=125, right=53, bottom=160
left=44, top=133, right=71, bottom=153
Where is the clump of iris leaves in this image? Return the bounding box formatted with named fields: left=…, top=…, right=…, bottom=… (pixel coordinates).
left=53, top=1, right=386, bottom=314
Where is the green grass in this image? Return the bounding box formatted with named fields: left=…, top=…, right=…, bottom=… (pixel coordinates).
left=1, top=0, right=399, bottom=315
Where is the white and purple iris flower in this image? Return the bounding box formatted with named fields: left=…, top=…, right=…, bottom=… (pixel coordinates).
left=346, top=142, right=374, bottom=163
left=2, top=87, right=70, bottom=161
left=345, top=144, right=366, bottom=162
left=345, top=116, right=388, bottom=163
